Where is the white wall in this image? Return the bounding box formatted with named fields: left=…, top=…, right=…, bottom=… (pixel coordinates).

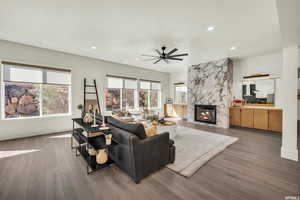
left=233, top=51, right=283, bottom=108
left=0, top=40, right=170, bottom=141
left=281, top=46, right=298, bottom=161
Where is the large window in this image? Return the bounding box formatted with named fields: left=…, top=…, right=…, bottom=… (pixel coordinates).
left=2, top=62, right=71, bottom=119
left=139, top=80, right=161, bottom=109
left=105, top=76, right=161, bottom=111
left=174, top=83, right=187, bottom=104
left=105, top=76, right=137, bottom=111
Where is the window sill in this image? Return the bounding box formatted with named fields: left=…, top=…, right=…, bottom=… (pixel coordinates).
left=1, top=113, right=72, bottom=121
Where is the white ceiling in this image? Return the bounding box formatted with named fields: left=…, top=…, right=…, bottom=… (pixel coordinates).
left=0, top=0, right=282, bottom=73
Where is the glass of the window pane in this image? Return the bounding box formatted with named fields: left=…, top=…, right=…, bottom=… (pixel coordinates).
left=122, top=88, right=135, bottom=109
left=175, top=86, right=187, bottom=104
left=150, top=90, right=159, bottom=107
left=139, top=89, right=148, bottom=108
left=42, top=84, right=69, bottom=115
left=4, top=82, right=40, bottom=118
left=105, top=88, right=121, bottom=111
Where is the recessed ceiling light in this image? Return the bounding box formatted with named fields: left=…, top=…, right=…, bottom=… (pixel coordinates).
left=135, top=58, right=139, bottom=61
left=91, top=46, right=97, bottom=50
left=230, top=46, right=236, bottom=50
left=207, top=26, right=215, bottom=31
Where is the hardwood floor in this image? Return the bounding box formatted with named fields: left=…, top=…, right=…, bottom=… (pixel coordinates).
left=0, top=122, right=299, bottom=200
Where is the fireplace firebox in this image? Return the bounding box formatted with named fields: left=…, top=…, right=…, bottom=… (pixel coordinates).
left=194, top=105, right=217, bottom=124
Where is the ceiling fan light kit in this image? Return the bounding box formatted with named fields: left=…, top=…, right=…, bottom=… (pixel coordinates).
left=142, top=46, right=188, bottom=64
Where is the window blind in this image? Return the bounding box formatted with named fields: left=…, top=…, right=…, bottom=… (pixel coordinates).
left=2, top=62, right=71, bottom=85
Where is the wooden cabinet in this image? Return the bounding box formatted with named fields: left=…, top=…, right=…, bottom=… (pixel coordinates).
left=164, top=104, right=187, bottom=119
left=240, top=108, right=254, bottom=128
left=253, top=109, right=269, bottom=130
left=164, top=104, right=173, bottom=117
left=230, top=107, right=241, bottom=126
left=230, top=107, right=282, bottom=132
left=268, top=110, right=282, bottom=132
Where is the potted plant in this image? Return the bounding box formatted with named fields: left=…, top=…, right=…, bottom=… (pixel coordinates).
left=77, top=104, right=84, bottom=118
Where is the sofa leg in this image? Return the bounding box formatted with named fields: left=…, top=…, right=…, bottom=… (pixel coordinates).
left=134, top=179, right=140, bottom=184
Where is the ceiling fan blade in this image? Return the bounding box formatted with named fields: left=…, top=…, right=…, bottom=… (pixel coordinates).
left=163, top=59, right=169, bottom=64
left=167, top=57, right=183, bottom=61
left=142, top=58, right=159, bottom=61
left=167, top=48, right=178, bottom=56
left=168, top=53, right=189, bottom=58
left=155, top=49, right=162, bottom=56
left=153, top=59, right=162, bottom=64
left=141, top=54, right=160, bottom=58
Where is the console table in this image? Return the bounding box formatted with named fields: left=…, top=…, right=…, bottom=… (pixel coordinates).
left=71, top=118, right=118, bottom=174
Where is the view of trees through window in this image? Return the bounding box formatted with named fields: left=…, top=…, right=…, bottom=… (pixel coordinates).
left=105, top=88, right=121, bottom=111
left=138, top=89, right=148, bottom=108
left=4, top=83, right=70, bottom=118
left=42, top=84, right=69, bottom=115
left=2, top=63, right=71, bottom=119
left=122, top=88, right=135, bottom=109
left=150, top=89, right=158, bottom=108
left=105, top=77, right=161, bottom=111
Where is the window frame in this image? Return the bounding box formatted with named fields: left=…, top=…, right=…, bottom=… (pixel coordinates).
left=105, top=76, right=161, bottom=111
left=105, top=76, right=138, bottom=111
left=139, top=80, right=161, bottom=110
left=174, top=83, right=187, bottom=105
left=1, top=63, right=72, bottom=120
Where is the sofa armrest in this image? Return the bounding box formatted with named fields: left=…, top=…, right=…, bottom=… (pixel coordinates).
left=132, top=132, right=170, bottom=181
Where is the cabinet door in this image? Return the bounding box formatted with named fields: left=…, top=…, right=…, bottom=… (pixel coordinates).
left=240, top=108, right=254, bottom=128
left=230, top=107, right=241, bottom=126
left=164, top=104, right=173, bottom=117
left=268, top=110, right=282, bottom=132
left=253, top=109, right=269, bottom=130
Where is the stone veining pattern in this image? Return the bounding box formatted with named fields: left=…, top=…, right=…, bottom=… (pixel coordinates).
left=187, top=58, right=233, bottom=128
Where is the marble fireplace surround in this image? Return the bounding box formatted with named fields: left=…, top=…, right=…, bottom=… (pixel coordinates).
left=187, top=58, right=233, bottom=128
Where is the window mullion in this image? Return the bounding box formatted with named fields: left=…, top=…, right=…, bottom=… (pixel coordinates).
left=39, top=84, right=43, bottom=117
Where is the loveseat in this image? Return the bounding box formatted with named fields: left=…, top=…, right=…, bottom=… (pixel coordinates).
left=104, top=116, right=175, bottom=183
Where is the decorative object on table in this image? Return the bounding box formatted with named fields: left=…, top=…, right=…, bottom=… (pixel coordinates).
left=96, top=149, right=108, bottom=164
left=146, top=114, right=159, bottom=122
left=232, top=99, right=245, bottom=107
left=152, top=120, right=159, bottom=126
left=158, top=117, right=166, bottom=125
left=105, top=134, right=112, bottom=145
left=101, top=111, right=113, bottom=127
left=83, top=112, right=93, bottom=123
left=88, top=104, right=94, bottom=113
left=83, top=78, right=101, bottom=114
left=86, top=146, right=97, bottom=156
left=91, top=105, right=99, bottom=128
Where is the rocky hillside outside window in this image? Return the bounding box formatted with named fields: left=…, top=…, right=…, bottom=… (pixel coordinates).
left=1, top=62, right=71, bottom=119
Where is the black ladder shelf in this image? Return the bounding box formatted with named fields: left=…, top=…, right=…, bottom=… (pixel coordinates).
left=83, top=78, right=101, bottom=113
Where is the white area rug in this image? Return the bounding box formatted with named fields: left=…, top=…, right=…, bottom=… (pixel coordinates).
left=167, top=126, right=238, bottom=178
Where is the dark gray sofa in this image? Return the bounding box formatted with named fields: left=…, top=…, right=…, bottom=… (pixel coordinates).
left=105, top=116, right=175, bottom=183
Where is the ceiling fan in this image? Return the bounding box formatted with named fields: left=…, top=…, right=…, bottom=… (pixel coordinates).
left=142, top=46, right=188, bottom=64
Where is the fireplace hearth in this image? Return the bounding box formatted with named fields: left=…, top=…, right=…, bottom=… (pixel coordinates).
left=194, top=105, right=217, bottom=124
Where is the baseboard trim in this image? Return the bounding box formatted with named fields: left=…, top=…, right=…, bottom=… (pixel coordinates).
left=0, top=129, right=72, bottom=142
left=281, top=147, right=299, bottom=161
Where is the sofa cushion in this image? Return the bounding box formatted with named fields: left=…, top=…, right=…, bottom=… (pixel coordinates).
left=107, top=116, right=147, bottom=139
